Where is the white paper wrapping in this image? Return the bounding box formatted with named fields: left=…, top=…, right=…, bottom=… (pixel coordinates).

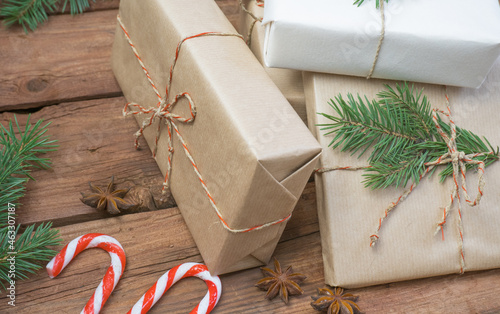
left=262, top=0, right=500, bottom=88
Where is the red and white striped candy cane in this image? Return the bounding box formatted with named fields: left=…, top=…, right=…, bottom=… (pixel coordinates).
left=46, top=233, right=126, bottom=314
left=128, top=263, right=222, bottom=314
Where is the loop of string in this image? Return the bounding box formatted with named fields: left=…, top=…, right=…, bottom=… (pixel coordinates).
left=316, top=89, right=494, bottom=273
left=117, top=15, right=293, bottom=233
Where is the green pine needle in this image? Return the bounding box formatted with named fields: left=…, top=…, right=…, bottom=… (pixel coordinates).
left=319, top=83, right=499, bottom=189
left=0, top=223, right=61, bottom=288
left=0, top=0, right=96, bottom=32
left=353, top=0, right=389, bottom=8
left=0, top=115, right=61, bottom=289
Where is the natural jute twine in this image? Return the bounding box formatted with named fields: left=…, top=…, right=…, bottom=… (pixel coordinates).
left=366, top=0, right=386, bottom=79
left=317, top=91, right=494, bottom=273
left=239, top=0, right=264, bottom=47
left=118, top=15, right=293, bottom=233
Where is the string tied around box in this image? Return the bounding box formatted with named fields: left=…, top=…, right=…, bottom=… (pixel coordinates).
left=316, top=90, right=496, bottom=274
left=366, top=0, right=386, bottom=79
left=239, top=0, right=264, bottom=47
left=117, top=15, right=293, bottom=234
left=240, top=0, right=386, bottom=78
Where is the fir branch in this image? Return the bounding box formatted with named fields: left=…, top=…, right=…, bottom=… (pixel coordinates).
left=377, top=83, right=437, bottom=140
left=0, top=115, right=60, bottom=289
left=0, top=115, right=57, bottom=213
left=353, top=0, right=389, bottom=8
left=0, top=223, right=60, bottom=288
left=318, top=92, right=422, bottom=165
left=0, top=0, right=58, bottom=32
left=61, top=0, right=95, bottom=15
left=0, top=0, right=96, bottom=32
left=319, top=84, right=499, bottom=189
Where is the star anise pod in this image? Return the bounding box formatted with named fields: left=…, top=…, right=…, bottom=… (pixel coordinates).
left=80, top=176, right=137, bottom=214
left=311, top=287, right=360, bottom=314
left=255, top=257, right=307, bottom=304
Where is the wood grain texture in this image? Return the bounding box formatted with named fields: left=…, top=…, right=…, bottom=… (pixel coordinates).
left=52, top=0, right=239, bottom=17
left=0, top=1, right=241, bottom=112
left=0, top=10, right=121, bottom=111
left=2, top=181, right=500, bottom=313
left=0, top=97, right=175, bottom=228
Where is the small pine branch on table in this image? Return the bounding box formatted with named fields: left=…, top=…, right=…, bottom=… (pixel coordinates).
left=318, top=83, right=499, bottom=190
left=0, top=115, right=61, bottom=289
left=0, top=0, right=96, bottom=32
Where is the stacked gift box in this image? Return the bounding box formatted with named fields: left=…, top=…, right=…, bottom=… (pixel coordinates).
left=112, top=0, right=500, bottom=289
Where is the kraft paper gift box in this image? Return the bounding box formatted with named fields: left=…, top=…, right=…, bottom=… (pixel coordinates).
left=262, top=0, right=500, bottom=88
left=304, top=58, right=500, bottom=288
left=111, top=0, right=321, bottom=275
left=239, top=0, right=307, bottom=123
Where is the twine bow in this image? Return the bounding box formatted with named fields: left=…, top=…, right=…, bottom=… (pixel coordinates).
left=117, top=15, right=293, bottom=233
left=318, top=92, right=495, bottom=274
left=124, top=93, right=196, bottom=191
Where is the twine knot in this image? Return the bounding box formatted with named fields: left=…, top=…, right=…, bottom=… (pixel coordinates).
left=451, top=151, right=465, bottom=163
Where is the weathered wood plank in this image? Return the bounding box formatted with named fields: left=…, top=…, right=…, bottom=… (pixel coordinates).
left=0, top=1, right=241, bottom=112
left=0, top=180, right=318, bottom=313
left=53, top=0, right=121, bottom=13
left=2, top=186, right=500, bottom=313
left=0, top=10, right=121, bottom=111
left=0, top=96, right=176, bottom=228
left=51, top=0, right=239, bottom=17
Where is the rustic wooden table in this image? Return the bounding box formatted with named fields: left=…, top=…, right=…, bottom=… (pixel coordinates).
left=1, top=1, right=500, bottom=313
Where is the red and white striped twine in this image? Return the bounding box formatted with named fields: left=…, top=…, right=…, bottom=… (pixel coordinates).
left=128, top=263, right=221, bottom=314
left=46, top=233, right=126, bottom=314
left=117, top=15, right=293, bottom=233
left=317, top=91, right=494, bottom=273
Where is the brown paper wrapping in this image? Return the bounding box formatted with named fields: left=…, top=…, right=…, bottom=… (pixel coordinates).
left=240, top=0, right=307, bottom=123
left=111, top=0, right=321, bottom=275
left=304, top=60, right=500, bottom=288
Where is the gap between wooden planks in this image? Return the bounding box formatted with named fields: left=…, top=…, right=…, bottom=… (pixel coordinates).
left=0, top=0, right=241, bottom=111
left=0, top=97, right=175, bottom=228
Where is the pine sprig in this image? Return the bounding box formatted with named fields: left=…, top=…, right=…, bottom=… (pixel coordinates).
left=0, top=115, right=60, bottom=289
left=0, top=115, right=57, bottom=213
left=61, top=0, right=94, bottom=15
left=318, top=90, right=422, bottom=164
left=0, top=0, right=96, bottom=32
left=319, top=83, right=499, bottom=189
left=0, top=0, right=58, bottom=32
left=0, top=223, right=60, bottom=287
left=353, top=0, right=389, bottom=8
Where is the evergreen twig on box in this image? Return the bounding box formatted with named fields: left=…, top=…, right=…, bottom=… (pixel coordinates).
left=0, top=115, right=61, bottom=289
left=318, top=83, right=499, bottom=189
left=0, top=0, right=96, bottom=32
left=353, top=0, right=389, bottom=8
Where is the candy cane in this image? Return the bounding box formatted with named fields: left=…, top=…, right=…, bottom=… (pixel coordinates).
left=128, top=263, right=222, bottom=314
left=46, top=233, right=126, bottom=314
